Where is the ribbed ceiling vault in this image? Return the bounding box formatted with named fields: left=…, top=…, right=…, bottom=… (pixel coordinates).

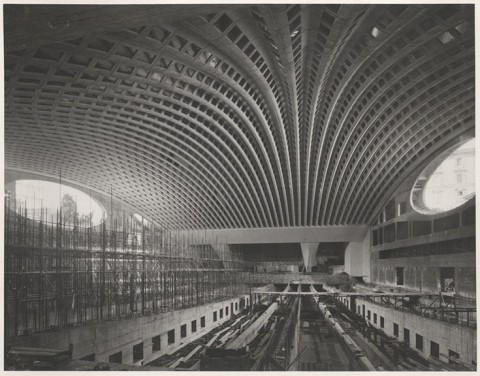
left=4, top=4, right=475, bottom=229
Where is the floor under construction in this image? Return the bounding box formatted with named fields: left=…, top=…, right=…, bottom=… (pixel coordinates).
left=5, top=277, right=476, bottom=371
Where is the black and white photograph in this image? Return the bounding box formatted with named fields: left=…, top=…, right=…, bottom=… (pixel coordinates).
left=2, top=2, right=477, bottom=371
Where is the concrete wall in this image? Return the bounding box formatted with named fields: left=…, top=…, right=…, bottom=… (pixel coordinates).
left=243, top=243, right=302, bottom=261
left=352, top=298, right=476, bottom=365
left=368, top=157, right=475, bottom=297
left=344, top=231, right=371, bottom=282
left=243, top=243, right=345, bottom=272
left=372, top=253, right=475, bottom=299
left=243, top=244, right=300, bottom=273
left=7, top=295, right=250, bottom=366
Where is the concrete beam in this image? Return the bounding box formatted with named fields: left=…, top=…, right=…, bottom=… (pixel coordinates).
left=178, top=225, right=368, bottom=245
left=226, top=302, right=278, bottom=349
left=4, top=4, right=242, bottom=51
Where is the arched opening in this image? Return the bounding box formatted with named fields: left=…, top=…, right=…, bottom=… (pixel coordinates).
left=411, top=139, right=475, bottom=214
left=7, top=179, right=106, bottom=227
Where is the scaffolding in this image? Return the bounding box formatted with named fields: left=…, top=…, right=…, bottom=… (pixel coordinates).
left=4, top=198, right=253, bottom=338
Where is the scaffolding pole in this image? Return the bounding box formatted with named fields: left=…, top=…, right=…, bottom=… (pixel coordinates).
left=4, top=199, right=254, bottom=338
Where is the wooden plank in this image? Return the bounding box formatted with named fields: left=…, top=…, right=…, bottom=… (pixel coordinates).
left=206, top=333, right=221, bottom=347
left=217, top=330, right=234, bottom=345
left=184, top=345, right=203, bottom=361
left=240, top=318, right=252, bottom=330
left=215, top=326, right=232, bottom=337
left=169, top=357, right=184, bottom=368
left=340, top=313, right=353, bottom=323
left=227, top=302, right=278, bottom=349
left=231, top=315, right=246, bottom=326
left=406, top=357, right=429, bottom=371
left=224, top=329, right=239, bottom=347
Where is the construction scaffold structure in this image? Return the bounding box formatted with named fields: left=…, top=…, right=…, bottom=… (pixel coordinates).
left=4, top=196, right=253, bottom=338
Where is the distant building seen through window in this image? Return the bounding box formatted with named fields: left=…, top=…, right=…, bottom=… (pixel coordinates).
left=411, top=139, right=475, bottom=214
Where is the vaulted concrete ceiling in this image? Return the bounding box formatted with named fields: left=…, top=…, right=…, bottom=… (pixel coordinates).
left=4, top=4, right=475, bottom=229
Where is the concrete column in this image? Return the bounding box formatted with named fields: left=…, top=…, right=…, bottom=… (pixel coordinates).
left=344, top=231, right=371, bottom=281
left=300, top=243, right=319, bottom=272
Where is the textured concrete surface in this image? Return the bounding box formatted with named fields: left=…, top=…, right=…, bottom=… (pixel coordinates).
left=354, top=298, right=476, bottom=365
left=7, top=295, right=250, bottom=366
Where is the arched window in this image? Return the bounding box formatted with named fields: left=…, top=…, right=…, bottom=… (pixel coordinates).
left=411, top=139, right=475, bottom=214
left=9, top=180, right=105, bottom=226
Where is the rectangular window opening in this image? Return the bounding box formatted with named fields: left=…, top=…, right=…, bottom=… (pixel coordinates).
left=152, top=335, right=161, bottom=352
left=398, top=201, right=407, bottom=216
left=416, top=334, right=424, bottom=351
left=396, top=267, right=404, bottom=285
left=404, top=328, right=410, bottom=345
left=109, top=351, right=122, bottom=364
left=191, top=320, right=197, bottom=333
left=168, top=329, right=175, bottom=344
left=430, top=341, right=440, bottom=358
left=448, top=349, right=459, bottom=365
left=133, top=342, right=143, bottom=363
left=181, top=324, right=187, bottom=338
left=201, top=316, right=206, bottom=328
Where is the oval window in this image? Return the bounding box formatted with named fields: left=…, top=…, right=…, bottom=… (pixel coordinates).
left=9, top=180, right=106, bottom=226
left=411, top=139, right=475, bottom=214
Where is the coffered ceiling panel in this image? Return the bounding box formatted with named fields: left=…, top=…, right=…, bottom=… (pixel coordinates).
left=4, top=4, right=475, bottom=229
